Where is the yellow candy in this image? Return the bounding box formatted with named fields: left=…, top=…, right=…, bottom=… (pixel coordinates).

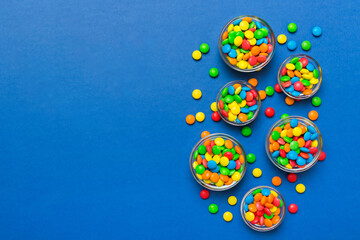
left=302, top=74, right=312, bottom=80
left=192, top=89, right=202, bottom=99
left=215, top=137, right=225, bottom=146
left=239, top=100, right=247, bottom=107
left=223, top=211, right=233, bottom=222
left=230, top=105, right=240, bottom=115
left=237, top=52, right=244, bottom=61
left=285, top=164, right=293, bottom=169
left=231, top=172, right=241, bottom=181
left=277, top=34, right=287, bottom=44
left=236, top=49, right=241, bottom=56
left=286, top=63, right=295, bottom=70
left=296, top=183, right=306, bottom=193
left=270, top=206, right=278, bottom=213
left=235, top=86, right=242, bottom=94
left=192, top=50, right=201, bottom=60
left=270, top=190, right=278, bottom=197
left=234, top=36, right=243, bottom=46
left=280, top=130, right=287, bottom=138
left=193, top=161, right=198, bottom=169
left=249, top=38, right=257, bottom=45
left=227, top=24, right=234, bottom=32
left=293, top=127, right=302, bottom=136
left=252, top=168, right=262, bottom=178
left=205, top=152, right=213, bottom=161
left=195, top=112, right=205, bottom=122
left=311, top=140, right=318, bottom=147
left=244, top=30, right=254, bottom=39
left=247, top=64, right=253, bottom=69
left=213, top=155, right=220, bottom=164
left=228, top=101, right=237, bottom=109
left=239, top=21, right=249, bottom=30
left=310, top=78, right=319, bottom=84
left=228, top=112, right=237, bottom=122
left=204, top=179, right=211, bottom=184
left=211, top=102, right=217, bottom=112
left=220, top=156, right=229, bottom=166
left=238, top=60, right=248, bottom=69
left=245, top=211, right=255, bottom=221
left=196, top=173, right=203, bottom=180
left=234, top=25, right=241, bottom=32
left=228, top=196, right=237, bottom=206
left=216, top=179, right=224, bottom=187
left=300, top=69, right=309, bottom=74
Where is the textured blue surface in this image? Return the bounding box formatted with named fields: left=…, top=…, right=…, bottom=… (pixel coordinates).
left=0, top=0, right=359, bottom=239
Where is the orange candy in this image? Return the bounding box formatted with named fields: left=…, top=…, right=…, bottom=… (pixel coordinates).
left=239, top=155, right=245, bottom=164
left=261, top=196, right=267, bottom=205
left=233, top=83, right=241, bottom=89
left=274, top=127, right=282, bottom=133
left=225, top=140, right=233, bottom=149
left=186, top=115, right=195, bottom=125
left=285, top=96, right=295, bottom=105
left=273, top=208, right=281, bottom=216
left=243, top=17, right=252, bottom=23
left=197, top=155, right=202, bottom=164
left=294, top=70, right=301, bottom=78
left=298, top=138, right=305, bottom=148
left=243, top=52, right=250, bottom=61
left=224, top=178, right=233, bottom=185
left=287, top=70, right=294, bottom=78
left=308, top=110, right=319, bottom=120
left=238, top=113, right=248, bottom=122
left=235, top=146, right=242, bottom=154
left=269, top=144, right=274, bottom=153
left=248, top=78, right=258, bottom=87
left=259, top=43, right=268, bottom=53
left=254, top=193, right=263, bottom=201
left=284, top=143, right=291, bottom=153
left=272, top=215, right=280, bottom=225
left=201, top=131, right=210, bottom=138
left=284, top=123, right=291, bottom=130
left=286, top=129, right=294, bottom=138
left=268, top=194, right=274, bottom=203
left=272, top=142, right=280, bottom=151
left=259, top=90, right=266, bottom=100
left=220, top=174, right=229, bottom=183
left=204, top=139, right=211, bottom=146
left=264, top=218, right=273, bottom=227
left=222, top=31, right=228, bottom=40
left=227, top=57, right=237, bottom=65
left=299, top=124, right=307, bottom=134
left=272, top=176, right=282, bottom=186
left=303, top=89, right=313, bottom=95
left=248, top=204, right=257, bottom=212
left=210, top=173, right=220, bottom=183
left=251, top=46, right=260, bottom=56
left=202, top=170, right=211, bottom=180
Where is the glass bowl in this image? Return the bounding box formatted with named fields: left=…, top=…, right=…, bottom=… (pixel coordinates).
left=241, top=186, right=286, bottom=231
left=265, top=116, right=323, bottom=173
left=218, top=15, right=276, bottom=72
left=189, top=133, right=247, bottom=191
left=216, top=80, right=261, bottom=126
left=278, top=54, right=322, bottom=100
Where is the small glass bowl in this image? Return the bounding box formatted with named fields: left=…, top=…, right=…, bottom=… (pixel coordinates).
left=216, top=80, right=261, bottom=126
left=277, top=54, right=322, bottom=100
left=218, top=15, right=276, bottom=72
left=265, top=116, right=323, bottom=173
left=189, top=133, right=247, bottom=191
left=240, top=186, right=286, bottom=232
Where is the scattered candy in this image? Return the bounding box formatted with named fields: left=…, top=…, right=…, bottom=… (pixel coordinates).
left=196, top=112, right=205, bottom=122
left=279, top=56, right=321, bottom=98
left=209, top=203, right=219, bottom=214
left=211, top=102, right=217, bottom=111
left=259, top=90, right=266, bottom=100
left=201, top=131, right=210, bottom=138
left=200, top=189, right=210, bottom=199
left=312, top=26, right=322, bottom=37
left=265, top=107, right=275, bottom=118
left=209, top=68, right=219, bottom=78
left=228, top=196, right=237, bottom=205
left=301, top=40, right=311, bottom=51
left=242, top=126, right=252, bottom=137
left=319, top=151, right=326, bottom=161
left=288, top=204, right=298, bottom=213
left=212, top=112, right=221, bottom=122
left=248, top=78, right=258, bottom=87
left=192, top=89, right=202, bottom=99
left=308, top=110, right=318, bottom=120
left=281, top=113, right=289, bottom=119
left=268, top=117, right=321, bottom=170
left=287, top=23, right=297, bottom=33
left=247, top=153, right=256, bottom=163
left=192, top=50, right=201, bottom=60
left=221, top=17, right=274, bottom=70
left=218, top=82, right=259, bottom=124
left=199, top=43, right=210, bottom=53
left=274, top=83, right=282, bottom=93
left=265, top=86, right=274, bottom=96
left=223, top=211, right=233, bottom=222
left=312, top=96, right=321, bottom=107
left=285, top=96, right=295, bottom=105
left=277, top=34, right=287, bottom=44
left=287, top=40, right=297, bottom=51
left=287, top=173, right=297, bottom=182
left=296, top=183, right=305, bottom=193
left=186, top=114, right=195, bottom=125
left=252, top=168, right=262, bottom=177
left=272, top=176, right=282, bottom=186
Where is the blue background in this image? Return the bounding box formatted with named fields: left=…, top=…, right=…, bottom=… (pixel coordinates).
left=0, top=0, right=359, bottom=239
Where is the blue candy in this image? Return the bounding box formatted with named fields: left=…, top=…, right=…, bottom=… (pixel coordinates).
left=306, top=63, right=315, bottom=71
left=228, top=86, right=235, bottom=95
left=262, top=188, right=271, bottom=196
left=290, top=119, right=299, bottom=128
left=249, top=105, right=258, bottom=111
left=245, top=195, right=254, bottom=204
left=287, top=40, right=297, bottom=51
left=311, top=132, right=319, bottom=140
left=222, top=44, right=231, bottom=54
left=207, top=160, right=217, bottom=170
left=296, top=156, right=306, bottom=166
left=300, top=147, right=310, bottom=153
left=285, top=86, right=294, bottom=92
left=304, top=132, right=311, bottom=141
left=263, top=38, right=268, bottom=44
left=287, top=150, right=298, bottom=160
left=229, top=49, right=237, bottom=58
left=291, top=90, right=301, bottom=96
left=233, top=19, right=241, bottom=25
left=227, top=160, right=236, bottom=170
left=291, top=77, right=300, bottom=83
left=244, top=204, right=249, bottom=212
left=242, top=86, right=251, bottom=91
left=255, top=21, right=262, bottom=29
left=256, top=39, right=264, bottom=45
left=241, top=107, right=250, bottom=113
left=272, top=151, right=280, bottom=158
left=236, top=118, right=241, bottom=123
left=312, top=26, right=322, bottom=37
left=213, top=165, right=220, bottom=173
left=307, top=154, right=314, bottom=163
left=307, top=125, right=316, bottom=134
left=240, top=90, right=247, bottom=99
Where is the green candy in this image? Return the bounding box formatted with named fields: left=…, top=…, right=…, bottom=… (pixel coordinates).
left=235, top=31, right=244, bottom=39
left=229, top=169, right=236, bottom=176
left=290, top=141, right=299, bottom=150
left=283, top=136, right=292, bottom=143
left=295, top=148, right=301, bottom=154
left=254, top=30, right=264, bottom=39
left=231, top=45, right=238, bottom=50
left=264, top=212, right=274, bottom=219
left=212, top=145, right=221, bottom=155
left=224, top=95, right=234, bottom=104
left=198, top=145, right=206, bottom=154
left=279, top=145, right=284, bottom=150
left=223, top=104, right=229, bottom=111
left=193, top=150, right=199, bottom=159
left=281, top=76, right=291, bottom=82
left=290, top=57, right=299, bottom=64
left=208, top=204, right=218, bottom=214
left=221, top=88, right=228, bottom=97
left=199, top=43, right=209, bottom=54
left=247, top=111, right=254, bottom=120
left=260, top=28, right=268, bottom=37
left=228, top=31, right=236, bottom=44
left=239, top=164, right=244, bottom=173
left=272, top=131, right=280, bottom=140
left=277, top=156, right=289, bottom=166
left=249, top=21, right=255, bottom=29
left=301, top=40, right=311, bottom=51
left=287, top=23, right=297, bottom=33
left=252, top=189, right=262, bottom=195
left=222, top=39, right=229, bottom=46
left=222, top=149, right=231, bottom=154
left=234, top=95, right=242, bottom=103
left=195, top=165, right=205, bottom=174
left=312, top=96, right=321, bottom=107
left=240, top=48, right=250, bottom=54
left=313, top=69, right=319, bottom=78
left=301, top=79, right=310, bottom=86
left=209, top=68, right=219, bottom=78
left=265, top=86, right=275, bottom=96
left=247, top=153, right=256, bottom=163
left=233, top=153, right=239, bottom=160
left=230, top=148, right=236, bottom=154
left=242, top=126, right=252, bottom=137
left=220, top=167, right=230, bottom=176
left=281, top=113, right=289, bottom=119
left=295, top=61, right=303, bottom=71
left=279, top=199, right=283, bottom=207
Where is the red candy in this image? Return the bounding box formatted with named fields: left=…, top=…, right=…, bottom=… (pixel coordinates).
left=275, top=83, right=282, bottom=93
left=265, top=107, right=275, bottom=117
left=293, top=81, right=304, bottom=91
left=200, top=189, right=210, bottom=199
left=212, top=111, right=221, bottom=122
left=287, top=173, right=297, bottom=183
left=242, top=40, right=250, bottom=50
left=220, top=110, right=228, bottom=118
left=299, top=57, right=308, bottom=67
left=223, top=151, right=233, bottom=160
left=246, top=92, right=254, bottom=101
left=288, top=204, right=298, bottom=213
left=248, top=56, right=257, bottom=66
left=319, top=151, right=326, bottom=161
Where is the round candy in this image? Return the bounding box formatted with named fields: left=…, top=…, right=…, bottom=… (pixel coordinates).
left=285, top=96, right=295, bottom=105
left=186, top=115, right=195, bottom=125
left=277, top=34, right=287, bottom=44
left=275, top=83, right=282, bottom=93
left=248, top=78, right=258, bottom=87
left=312, top=26, right=322, bottom=37
left=209, top=68, right=219, bottom=78
left=265, top=86, right=275, bottom=96
left=301, top=40, right=311, bottom=51
left=196, top=112, right=205, bottom=122
left=259, top=90, right=266, bottom=100
left=192, top=50, right=201, bottom=60
left=200, top=189, right=210, bottom=199
left=209, top=203, right=219, bottom=214
left=287, top=173, right=297, bottom=183
left=252, top=168, right=262, bottom=177
left=319, top=151, right=326, bottom=161
left=288, top=204, right=298, bottom=213
left=308, top=110, right=318, bottom=120
left=245, top=211, right=255, bottom=221
left=312, top=96, right=321, bottom=107
left=281, top=113, right=289, bottom=119
left=287, top=40, right=297, bottom=51
left=296, top=184, right=306, bottom=193
left=201, top=131, right=210, bottom=138
left=287, top=23, right=297, bottom=33
left=210, top=102, right=217, bottom=112
left=223, top=211, right=233, bottom=222
left=212, top=111, right=221, bottom=122
left=192, top=89, right=202, bottom=100
left=265, top=107, right=275, bottom=117
left=272, top=176, right=282, bottom=186
left=228, top=196, right=237, bottom=205
left=199, top=43, right=210, bottom=53
left=247, top=153, right=256, bottom=163
left=242, top=126, right=252, bottom=137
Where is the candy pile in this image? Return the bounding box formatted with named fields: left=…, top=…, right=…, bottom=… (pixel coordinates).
left=218, top=82, right=259, bottom=124
left=279, top=56, right=320, bottom=97
left=243, top=188, right=284, bottom=228
left=192, top=136, right=245, bottom=187
left=269, top=118, right=320, bottom=169
left=221, top=17, right=273, bottom=70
